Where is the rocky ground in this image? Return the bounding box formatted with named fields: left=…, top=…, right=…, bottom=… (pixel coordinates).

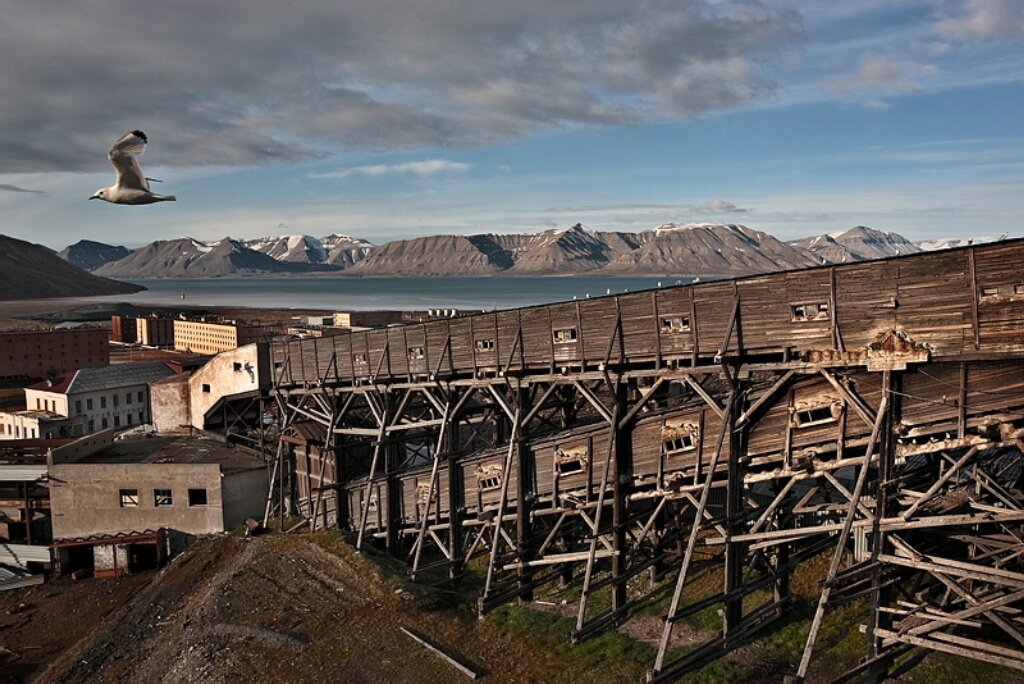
left=2, top=532, right=1022, bottom=683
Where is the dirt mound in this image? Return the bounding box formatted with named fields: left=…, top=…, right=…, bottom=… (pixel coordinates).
left=36, top=533, right=581, bottom=683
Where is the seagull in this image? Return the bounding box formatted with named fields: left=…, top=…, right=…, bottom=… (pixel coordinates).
left=89, top=130, right=176, bottom=204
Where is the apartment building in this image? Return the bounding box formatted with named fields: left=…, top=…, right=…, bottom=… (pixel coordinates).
left=173, top=319, right=262, bottom=355
left=136, top=316, right=175, bottom=347
left=0, top=328, right=109, bottom=379
left=0, top=362, right=177, bottom=439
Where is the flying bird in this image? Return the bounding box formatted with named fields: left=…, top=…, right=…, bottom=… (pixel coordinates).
left=89, top=130, right=176, bottom=204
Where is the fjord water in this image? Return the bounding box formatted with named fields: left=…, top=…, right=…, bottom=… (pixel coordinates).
left=95, top=275, right=681, bottom=310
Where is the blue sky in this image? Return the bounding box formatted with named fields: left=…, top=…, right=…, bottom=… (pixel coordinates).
left=1, top=0, right=1022, bottom=249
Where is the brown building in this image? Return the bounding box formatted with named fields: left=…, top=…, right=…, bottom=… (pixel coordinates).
left=111, top=315, right=137, bottom=344
left=0, top=328, right=109, bottom=380
left=173, top=319, right=263, bottom=355
left=136, top=316, right=175, bottom=347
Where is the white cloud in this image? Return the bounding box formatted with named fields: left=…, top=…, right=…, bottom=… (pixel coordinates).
left=314, top=159, right=471, bottom=180
left=695, top=198, right=748, bottom=213
left=938, top=0, right=1024, bottom=40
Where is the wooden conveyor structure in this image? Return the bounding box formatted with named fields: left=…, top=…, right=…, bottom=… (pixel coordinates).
left=266, top=239, right=1024, bottom=680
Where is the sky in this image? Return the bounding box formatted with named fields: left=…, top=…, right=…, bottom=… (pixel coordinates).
left=1, top=0, right=1022, bottom=250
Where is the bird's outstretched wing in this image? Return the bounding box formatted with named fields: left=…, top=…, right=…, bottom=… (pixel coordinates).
left=108, top=130, right=149, bottom=191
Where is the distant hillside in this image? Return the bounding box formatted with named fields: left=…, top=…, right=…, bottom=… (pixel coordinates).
left=0, top=235, right=144, bottom=300
left=81, top=224, right=973, bottom=279
left=58, top=239, right=131, bottom=271
left=792, top=226, right=920, bottom=263
left=94, top=237, right=332, bottom=278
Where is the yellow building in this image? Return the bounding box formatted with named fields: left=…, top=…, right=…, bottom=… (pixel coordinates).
left=173, top=320, right=261, bottom=355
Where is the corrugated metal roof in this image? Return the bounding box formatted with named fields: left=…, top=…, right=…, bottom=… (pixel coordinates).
left=66, top=362, right=175, bottom=395
left=0, top=465, right=47, bottom=481
left=0, top=543, right=51, bottom=566
left=0, top=565, right=44, bottom=591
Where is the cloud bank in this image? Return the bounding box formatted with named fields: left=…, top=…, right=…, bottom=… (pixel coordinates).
left=0, top=1, right=802, bottom=172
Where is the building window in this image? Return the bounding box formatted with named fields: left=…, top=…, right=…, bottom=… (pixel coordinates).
left=87, top=398, right=93, bottom=410
left=138, top=391, right=144, bottom=403
left=100, top=396, right=107, bottom=409
left=202, top=384, right=211, bottom=393
left=102, top=418, right=108, bottom=429
left=795, top=404, right=838, bottom=428
left=475, top=338, right=495, bottom=351
left=354, top=353, right=368, bottom=364
left=233, top=362, right=242, bottom=372
left=114, top=415, right=120, bottom=427
left=188, top=488, right=208, bottom=506
left=154, top=489, right=173, bottom=507
left=791, top=302, right=830, bottom=322
left=35, top=398, right=41, bottom=410
left=1015, top=284, right=1024, bottom=295
left=553, top=327, right=578, bottom=344
left=126, top=392, right=133, bottom=405
left=113, top=394, right=119, bottom=407
left=660, top=315, right=690, bottom=333
left=664, top=433, right=697, bottom=455
left=119, top=489, right=139, bottom=507
left=139, top=412, right=144, bottom=423
left=88, top=420, right=95, bottom=432
left=408, top=346, right=425, bottom=360
left=981, top=286, right=999, bottom=297
left=478, top=474, right=502, bottom=492
left=75, top=400, right=82, bottom=414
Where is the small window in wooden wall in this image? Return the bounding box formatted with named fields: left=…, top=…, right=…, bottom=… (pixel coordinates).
left=662, top=421, right=699, bottom=456
left=354, top=353, right=368, bottom=364
left=554, top=445, right=588, bottom=475
left=476, top=338, right=495, bottom=351
left=366, top=493, right=378, bottom=512
left=1015, top=284, right=1024, bottom=295
left=791, top=302, right=830, bottom=321
left=408, top=346, right=425, bottom=360
left=981, top=286, right=1000, bottom=297
left=793, top=398, right=841, bottom=428
left=660, top=315, right=691, bottom=333
left=553, top=327, right=578, bottom=344
left=477, top=464, right=503, bottom=492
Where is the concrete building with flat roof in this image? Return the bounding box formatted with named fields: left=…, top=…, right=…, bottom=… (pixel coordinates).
left=0, top=328, right=109, bottom=380
left=173, top=319, right=263, bottom=355
left=48, top=434, right=267, bottom=576
left=136, top=316, right=175, bottom=347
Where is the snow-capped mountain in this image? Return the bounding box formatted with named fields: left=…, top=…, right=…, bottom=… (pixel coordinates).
left=245, top=234, right=328, bottom=263
left=320, top=234, right=375, bottom=267
left=915, top=236, right=1001, bottom=251
left=791, top=226, right=920, bottom=263
left=243, top=233, right=374, bottom=268
left=95, top=237, right=292, bottom=277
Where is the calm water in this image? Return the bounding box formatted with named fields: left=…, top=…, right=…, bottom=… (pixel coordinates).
left=83, top=276, right=689, bottom=311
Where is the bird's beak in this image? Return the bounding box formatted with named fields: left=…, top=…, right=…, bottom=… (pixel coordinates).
left=88, top=194, right=99, bottom=200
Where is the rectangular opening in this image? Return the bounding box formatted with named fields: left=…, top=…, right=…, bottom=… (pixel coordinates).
left=552, top=327, right=578, bottom=344
left=233, top=362, right=242, bottom=372
left=663, top=433, right=697, bottom=455
left=791, top=302, right=829, bottom=321
left=478, top=475, right=502, bottom=492
left=119, top=489, right=139, bottom=508
left=1016, top=284, right=1024, bottom=295
left=408, top=346, right=425, bottom=360
left=981, top=286, right=999, bottom=297
left=660, top=315, right=690, bottom=333
left=154, top=489, right=173, bottom=507
left=187, top=488, right=208, bottom=506
left=475, top=338, right=495, bottom=351
left=354, top=353, right=368, bottom=364
left=796, top=405, right=836, bottom=427
left=202, top=383, right=211, bottom=393
left=556, top=458, right=584, bottom=475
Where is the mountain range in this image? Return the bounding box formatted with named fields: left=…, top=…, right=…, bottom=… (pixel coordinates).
left=61, top=225, right=1006, bottom=279
left=0, top=235, right=144, bottom=300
